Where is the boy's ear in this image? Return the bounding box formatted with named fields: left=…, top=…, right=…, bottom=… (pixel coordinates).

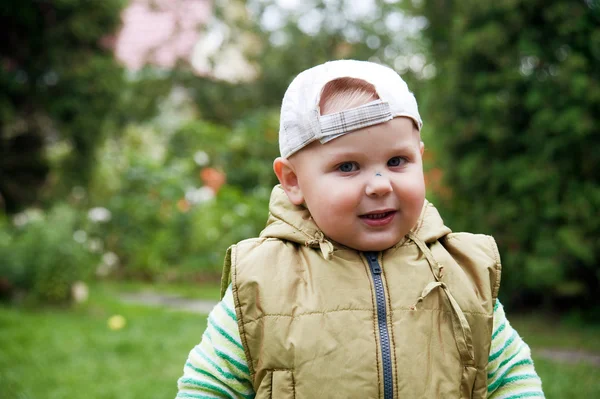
left=273, top=157, right=305, bottom=205
left=420, top=141, right=425, bottom=156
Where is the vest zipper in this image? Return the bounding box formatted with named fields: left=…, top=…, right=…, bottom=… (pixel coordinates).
left=365, top=251, right=393, bottom=399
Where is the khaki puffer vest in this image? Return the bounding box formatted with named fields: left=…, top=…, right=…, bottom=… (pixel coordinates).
left=221, top=186, right=501, bottom=399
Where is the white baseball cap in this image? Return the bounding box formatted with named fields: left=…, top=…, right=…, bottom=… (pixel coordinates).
left=279, top=59, right=423, bottom=158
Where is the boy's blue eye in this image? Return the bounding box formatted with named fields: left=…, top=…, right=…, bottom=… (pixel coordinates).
left=338, top=162, right=358, bottom=172
left=388, top=157, right=407, bottom=167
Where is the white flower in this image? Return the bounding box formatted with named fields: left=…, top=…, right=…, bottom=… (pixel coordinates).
left=13, top=213, right=28, bottom=227
left=96, top=252, right=119, bottom=277
left=96, top=263, right=112, bottom=277
left=193, top=151, right=210, bottom=166
left=186, top=186, right=215, bottom=204
left=26, top=209, right=44, bottom=222
left=102, top=252, right=119, bottom=267
left=71, top=281, right=89, bottom=303
left=87, top=207, right=112, bottom=223
left=73, top=230, right=88, bottom=244
left=87, top=238, right=103, bottom=253
left=12, top=208, right=44, bottom=227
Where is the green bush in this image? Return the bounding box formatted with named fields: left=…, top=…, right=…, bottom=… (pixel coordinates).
left=82, top=110, right=281, bottom=281
left=0, top=0, right=128, bottom=212
left=418, top=1, right=600, bottom=312
left=171, top=110, right=280, bottom=190
left=96, top=181, right=270, bottom=280
left=0, top=204, right=98, bottom=304
left=95, top=182, right=270, bottom=280
left=181, top=184, right=271, bottom=273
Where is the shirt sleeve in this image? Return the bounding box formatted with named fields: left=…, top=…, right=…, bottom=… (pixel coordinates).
left=176, top=285, right=255, bottom=399
left=486, top=300, right=545, bottom=398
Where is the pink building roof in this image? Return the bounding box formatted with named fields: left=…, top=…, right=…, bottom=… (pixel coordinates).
left=113, top=0, right=212, bottom=71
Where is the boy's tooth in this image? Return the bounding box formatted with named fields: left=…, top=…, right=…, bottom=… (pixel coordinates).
left=365, top=212, right=387, bottom=219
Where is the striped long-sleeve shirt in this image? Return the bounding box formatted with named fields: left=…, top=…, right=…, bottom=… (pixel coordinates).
left=176, top=285, right=544, bottom=398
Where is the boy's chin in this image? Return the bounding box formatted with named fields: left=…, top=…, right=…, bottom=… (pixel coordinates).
left=343, top=237, right=403, bottom=252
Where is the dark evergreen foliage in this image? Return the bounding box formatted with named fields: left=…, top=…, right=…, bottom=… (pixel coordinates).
left=0, top=0, right=126, bottom=212
left=420, top=1, right=600, bottom=314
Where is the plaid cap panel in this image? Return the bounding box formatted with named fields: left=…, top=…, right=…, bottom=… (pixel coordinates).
left=317, top=100, right=393, bottom=143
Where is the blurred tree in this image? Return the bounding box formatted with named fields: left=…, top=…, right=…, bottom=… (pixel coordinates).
left=0, top=0, right=130, bottom=213
left=419, top=0, right=600, bottom=314
left=174, top=0, right=429, bottom=126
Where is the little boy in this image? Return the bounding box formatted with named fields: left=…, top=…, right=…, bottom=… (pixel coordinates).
left=176, top=60, right=544, bottom=398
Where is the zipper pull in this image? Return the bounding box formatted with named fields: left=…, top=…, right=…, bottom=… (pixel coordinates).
left=367, top=253, right=381, bottom=274
left=372, top=263, right=382, bottom=274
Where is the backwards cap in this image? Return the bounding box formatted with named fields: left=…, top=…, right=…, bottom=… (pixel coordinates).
left=279, top=59, right=423, bottom=158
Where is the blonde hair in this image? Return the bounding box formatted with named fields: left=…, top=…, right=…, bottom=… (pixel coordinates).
left=319, top=77, right=420, bottom=134
left=319, top=77, right=379, bottom=115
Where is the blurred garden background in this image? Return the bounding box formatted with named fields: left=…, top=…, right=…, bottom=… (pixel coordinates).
left=1, top=0, right=599, bottom=397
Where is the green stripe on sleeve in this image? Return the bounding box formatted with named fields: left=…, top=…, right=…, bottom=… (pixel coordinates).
left=177, top=392, right=220, bottom=399
left=491, top=373, right=541, bottom=392
left=489, top=330, right=517, bottom=362
left=220, top=300, right=238, bottom=323
left=178, top=378, right=235, bottom=397
left=491, top=319, right=506, bottom=341
left=208, top=315, right=244, bottom=351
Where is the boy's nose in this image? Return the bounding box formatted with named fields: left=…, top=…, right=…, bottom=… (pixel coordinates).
left=365, top=174, right=393, bottom=197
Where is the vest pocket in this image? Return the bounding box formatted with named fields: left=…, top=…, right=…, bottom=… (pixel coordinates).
left=256, top=369, right=295, bottom=399
left=460, top=365, right=478, bottom=398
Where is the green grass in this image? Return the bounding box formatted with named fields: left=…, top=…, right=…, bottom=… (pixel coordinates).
left=509, top=314, right=600, bottom=398
left=1, top=282, right=599, bottom=398
left=0, top=283, right=210, bottom=399
left=510, top=313, right=600, bottom=353
left=530, top=357, right=600, bottom=398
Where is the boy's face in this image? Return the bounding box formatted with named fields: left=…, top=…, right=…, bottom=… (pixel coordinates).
left=281, top=117, right=425, bottom=252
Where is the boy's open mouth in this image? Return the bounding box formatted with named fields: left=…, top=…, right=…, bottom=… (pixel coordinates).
left=359, top=210, right=396, bottom=220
